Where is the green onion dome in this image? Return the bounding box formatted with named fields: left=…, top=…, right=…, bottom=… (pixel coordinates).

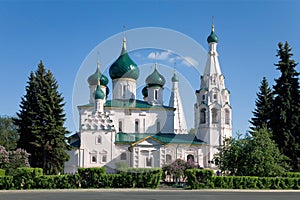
left=94, top=85, right=105, bottom=100
left=142, top=86, right=148, bottom=97
left=207, top=25, right=218, bottom=43
left=146, top=65, right=166, bottom=87
left=109, top=38, right=139, bottom=80
left=172, top=71, right=179, bottom=82
left=88, top=66, right=109, bottom=86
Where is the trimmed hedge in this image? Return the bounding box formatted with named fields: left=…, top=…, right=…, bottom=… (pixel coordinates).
left=33, top=174, right=80, bottom=189
left=185, top=169, right=300, bottom=189
left=284, top=172, right=300, bottom=178
left=0, top=176, right=13, bottom=190
left=0, top=169, right=5, bottom=176
left=13, top=167, right=43, bottom=189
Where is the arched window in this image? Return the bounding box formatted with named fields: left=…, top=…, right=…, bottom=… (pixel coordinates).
left=212, top=108, right=218, bottom=124
left=156, top=120, right=160, bottom=133
left=187, top=154, right=194, bottom=162
left=154, top=90, right=158, bottom=100
left=96, top=136, right=102, bottom=144
left=120, top=152, right=127, bottom=160
left=225, top=109, right=230, bottom=125
left=135, top=119, right=139, bottom=133
left=166, top=154, right=172, bottom=163
left=200, top=108, right=206, bottom=124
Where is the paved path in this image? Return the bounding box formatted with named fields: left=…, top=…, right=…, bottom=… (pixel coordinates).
left=0, top=189, right=300, bottom=200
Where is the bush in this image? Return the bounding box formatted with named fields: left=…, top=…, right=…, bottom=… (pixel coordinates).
left=13, top=167, right=43, bottom=189
left=185, top=169, right=300, bottom=190
left=78, top=167, right=106, bottom=188
left=0, top=176, right=13, bottom=190
left=284, top=172, right=300, bottom=178
left=33, top=174, right=80, bottom=189
left=0, top=169, right=5, bottom=176
left=185, top=169, right=213, bottom=189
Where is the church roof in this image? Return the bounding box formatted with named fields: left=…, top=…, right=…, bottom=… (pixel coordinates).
left=115, top=132, right=206, bottom=145
left=78, top=99, right=174, bottom=110
left=88, top=66, right=109, bottom=86
left=109, top=37, right=139, bottom=80
left=145, top=64, right=166, bottom=87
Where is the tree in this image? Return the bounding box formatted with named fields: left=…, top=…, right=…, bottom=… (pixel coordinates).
left=162, top=159, right=199, bottom=183
left=270, top=42, right=300, bottom=171
left=0, top=145, right=30, bottom=176
left=0, top=115, right=19, bottom=150
left=249, top=77, right=273, bottom=133
left=215, top=128, right=290, bottom=177
left=14, top=61, right=70, bottom=174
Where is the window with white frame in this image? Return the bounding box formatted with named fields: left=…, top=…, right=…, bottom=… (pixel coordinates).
left=225, top=109, right=230, bottom=125
left=212, top=108, right=218, bottom=124
left=119, top=120, right=123, bottom=132
left=135, top=119, right=139, bottom=133
left=154, top=90, right=158, bottom=100
left=102, top=155, right=107, bottom=163
left=120, top=152, right=127, bottom=160
left=156, top=120, right=160, bottom=133
left=146, top=157, right=152, bottom=167
left=166, top=154, right=172, bottom=163
left=200, top=108, right=206, bottom=124
left=96, top=135, right=102, bottom=144
left=90, top=153, right=97, bottom=163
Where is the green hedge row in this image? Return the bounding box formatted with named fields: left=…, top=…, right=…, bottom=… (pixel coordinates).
left=185, top=169, right=300, bottom=189
left=284, top=172, right=300, bottom=178
left=0, top=167, right=162, bottom=190
left=0, top=169, right=5, bottom=177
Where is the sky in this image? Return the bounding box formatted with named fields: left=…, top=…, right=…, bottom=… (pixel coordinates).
left=1, top=0, right=300, bottom=136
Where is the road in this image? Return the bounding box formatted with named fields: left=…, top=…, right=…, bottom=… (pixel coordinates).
left=0, top=189, right=299, bottom=200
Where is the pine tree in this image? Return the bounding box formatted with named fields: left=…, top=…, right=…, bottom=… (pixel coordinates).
left=270, top=42, right=300, bottom=171
left=14, top=61, right=70, bottom=174
left=249, top=77, right=273, bottom=133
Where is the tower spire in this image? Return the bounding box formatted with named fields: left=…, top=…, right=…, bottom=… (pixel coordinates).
left=121, top=25, right=127, bottom=54
left=211, top=16, right=215, bottom=32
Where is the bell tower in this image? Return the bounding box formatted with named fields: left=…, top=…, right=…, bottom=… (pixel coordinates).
left=194, top=23, right=232, bottom=167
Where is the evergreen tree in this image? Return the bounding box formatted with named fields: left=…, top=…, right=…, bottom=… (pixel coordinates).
left=270, top=42, right=300, bottom=171
left=249, top=77, right=273, bottom=133
left=14, top=61, right=70, bottom=174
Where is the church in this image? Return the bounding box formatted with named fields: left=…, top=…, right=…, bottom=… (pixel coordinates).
left=64, top=25, right=232, bottom=174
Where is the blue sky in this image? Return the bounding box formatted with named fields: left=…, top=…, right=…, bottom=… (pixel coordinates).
left=1, top=0, right=300, bottom=136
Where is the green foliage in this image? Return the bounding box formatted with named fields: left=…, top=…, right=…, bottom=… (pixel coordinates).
left=162, top=159, right=199, bottom=183
left=0, top=176, right=14, bottom=190
left=186, top=169, right=300, bottom=189
left=0, top=116, right=19, bottom=150
left=0, top=169, right=5, bottom=176
left=14, top=61, right=70, bottom=175
left=77, top=167, right=162, bottom=189
left=13, top=167, right=43, bottom=189
left=270, top=42, right=300, bottom=171
left=185, top=169, right=213, bottom=189
left=215, top=128, right=289, bottom=177
left=0, top=145, right=30, bottom=176
left=33, top=174, right=80, bottom=189
left=78, top=167, right=107, bottom=188
left=250, top=77, right=273, bottom=132
left=284, top=172, right=300, bottom=178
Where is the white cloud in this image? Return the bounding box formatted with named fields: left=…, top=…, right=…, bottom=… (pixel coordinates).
left=147, top=51, right=170, bottom=60
left=181, top=56, right=198, bottom=67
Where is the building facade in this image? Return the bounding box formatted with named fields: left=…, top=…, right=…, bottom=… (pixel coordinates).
left=64, top=25, right=231, bottom=174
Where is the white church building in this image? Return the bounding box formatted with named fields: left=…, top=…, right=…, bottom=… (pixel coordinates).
left=64, top=25, right=232, bottom=174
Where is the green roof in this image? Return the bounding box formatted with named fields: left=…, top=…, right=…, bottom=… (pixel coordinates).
left=207, top=30, right=218, bottom=43
left=115, top=132, right=206, bottom=145
left=172, top=73, right=179, bottom=82
left=88, top=67, right=109, bottom=86
left=146, top=66, right=166, bottom=87
left=142, top=86, right=148, bottom=97
left=109, top=51, right=139, bottom=80
left=94, top=85, right=105, bottom=99
left=104, top=99, right=173, bottom=109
